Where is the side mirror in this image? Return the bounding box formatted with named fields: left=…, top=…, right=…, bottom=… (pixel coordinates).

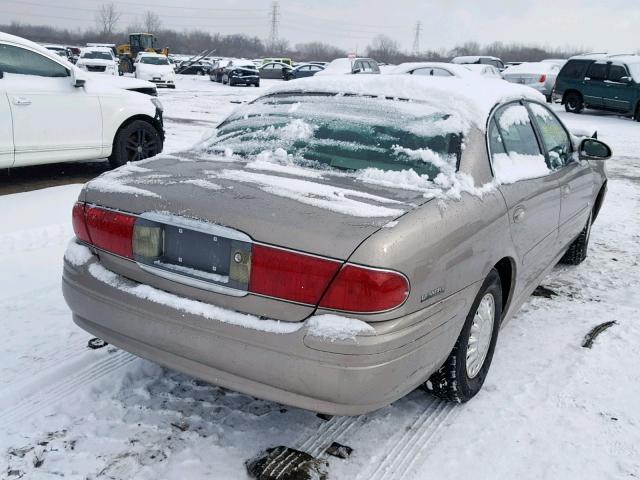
left=71, top=67, right=87, bottom=88
left=0, top=70, right=3, bottom=79
left=620, top=76, right=633, bottom=84
left=579, top=138, right=612, bottom=160
left=352, top=68, right=362, bottom=74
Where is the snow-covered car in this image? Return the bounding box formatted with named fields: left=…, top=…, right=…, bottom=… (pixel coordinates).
left=452, top=55, right=506, bottom=71
left=283, top=63, right=325, bottom=80
left=63, top=75, right=611, bottom=416
left=387, top=62, right=475, bottom=77
left=502, top=62, right=561, bottom=102
left=0, top=32, right=164, bottom=170
left=463, top=63, right=504, bottom=79
left=316, top=57, right=380, bottom=75
left=134, top=53, right=176, bottom=89
left=259, top=61, right=291, bottom=79
left=76, top=47, right=119, bottom=76
left=43, top=44, right=69, bottom=60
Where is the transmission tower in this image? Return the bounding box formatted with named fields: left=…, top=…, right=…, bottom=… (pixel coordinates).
left=412, top=21, right=422, bottom=56
left=269, top=1, right=280, bottom=50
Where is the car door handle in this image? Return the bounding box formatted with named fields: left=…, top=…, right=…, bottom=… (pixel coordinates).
left=13, top=96, right=32, bottom=106
left=513, top=207, right=526, bottom=223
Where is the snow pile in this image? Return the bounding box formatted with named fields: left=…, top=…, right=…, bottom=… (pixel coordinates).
left=503, top=62, right=559, bottom=75
left=315, top=58, right=353, bottom=76
left=63, top=241, right=93, bottom=267
left=209, top=170, right=405, bottom=218
left=306, top=314, right=376, bottom=341
left=181, top=179, right=222, bottom=190
left=492, top=152, right=549, bottom=184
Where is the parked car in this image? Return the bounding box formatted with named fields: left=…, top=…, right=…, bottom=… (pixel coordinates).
left=63, top=75, right=610, bottom=416
left=43, top=44, right=70, bottom=60
left=283, top=63, right=325, bottom=80
left=0, top=32, right=164, bottom=170
left=553, top=54, right=640, bottom=120
left=316, top=57, right=380, bottom=75
left=259, top=61, right=291, bottom=79
left=262, top=57, right=292, bottom=67
left=177, top=60, right=212, bottom=75
left=451, top=55, right=505, bottom=71
left=388, top=62, right=474, bottom=77
left=134, top=52, right=176, bottom=88
left=76, top=47, right=119, bottom=76
left=502, top=62, right=560, bottom=102
left=463, top=64, right=503, bottom=79
left=222, top=60, right=260, bottom=87
left=209, top=59, right=235, bottom=82
left=66, top=46, right=81, bottom=64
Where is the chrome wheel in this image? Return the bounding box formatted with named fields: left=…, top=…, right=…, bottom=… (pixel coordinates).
left=466, top=293, right=495, bottom=378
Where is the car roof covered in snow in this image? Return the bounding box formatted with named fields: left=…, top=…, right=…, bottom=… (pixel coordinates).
left=387, top=62, right=474, bottom=77
left=451, top=55, right=501, bottom=64
left=262, top=75, right=545, bottom=131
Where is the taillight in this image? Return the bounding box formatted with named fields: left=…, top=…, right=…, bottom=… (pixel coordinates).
left=539, top=74, right=546, bottom=83
left=319, top=264, right=409, bottom=313
left=249, top=244, right=341, bottom=305
left=72, top=202, right=136, bottom=259
left=72, top=202, right=91, bottom=243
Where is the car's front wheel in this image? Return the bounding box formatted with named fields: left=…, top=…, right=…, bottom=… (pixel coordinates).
left=109, top=120, right=163, bottom=169
left=564, top=92, right=584, bottom=113
left=559, top=213, right=592, bottom=265
left=426, top=269, right=502, bottom=403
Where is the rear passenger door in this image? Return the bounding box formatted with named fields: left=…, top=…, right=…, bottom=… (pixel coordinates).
left=583, top=62, right=608, bottom=108
left=527, top=101, right=596, bottom=249
left=603, top=63, right=635, bottom=113
left=489, top=103, right=561, bottom=294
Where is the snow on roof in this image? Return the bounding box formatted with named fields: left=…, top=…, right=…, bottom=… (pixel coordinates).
left=503, top=62, right=560, bottom=74
left=316, top=58, right=354, bottom=75
left=451, top=55, right=501, bottom=64
left=387, top=62, right=474, bottom=77
left=262, top=75, right=544, bottom=131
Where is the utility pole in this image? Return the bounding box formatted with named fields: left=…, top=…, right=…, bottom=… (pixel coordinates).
left=412, top=21, right=422, bottom=56
left=269, top=1, right=280, bottom=51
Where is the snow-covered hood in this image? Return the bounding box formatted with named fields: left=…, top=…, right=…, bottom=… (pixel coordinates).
left=82, top=73, right=157, bottom=95
left=77, top=58, right=116, bottom=67
left=137, top=64, right=174, bottom=76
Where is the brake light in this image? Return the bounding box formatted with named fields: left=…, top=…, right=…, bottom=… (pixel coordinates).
left=249, top=244, right=341, bottom=305
left=72, top=203, right=136, bottom=259
left=319, top=264, right=409, bottom=313
left=539, top=74, right=546, bottom=83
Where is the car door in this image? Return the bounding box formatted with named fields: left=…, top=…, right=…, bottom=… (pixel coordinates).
left=603, top=63, right=635, bottom=113
left=0, top=89, right=14, bottom=168
left=489, top=103, right=561, bottom=294
left=260, top=63, right=274, bottom=79
left=0, top=42, right=102, bottom=167
left=583, top=62, right=608, bottom=108
left=307, top=65, right=323, bottom=77
left=527, top=101, right=596, bottom=249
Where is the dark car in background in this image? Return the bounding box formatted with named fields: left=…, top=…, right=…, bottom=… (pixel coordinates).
left=283, top=63, right=325, bottom=80
left=554, top=54, right=640, bottom=120
left=177, top=60, right=212, bottom=75
left=222, top=60, right=260, bottom=87
left=259, top=61, right=291, bottom=79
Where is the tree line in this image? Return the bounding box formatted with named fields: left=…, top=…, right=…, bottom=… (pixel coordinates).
left=2, top=19, right=584, bottom=63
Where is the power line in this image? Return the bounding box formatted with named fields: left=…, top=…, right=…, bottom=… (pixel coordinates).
left=412, top=21, right=422, bottom=55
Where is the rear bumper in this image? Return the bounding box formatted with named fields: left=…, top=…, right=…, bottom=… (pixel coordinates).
left=62, top=253, right=469, bottom=415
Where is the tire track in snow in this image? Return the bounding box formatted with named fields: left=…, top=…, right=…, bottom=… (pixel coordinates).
left=0, top=350, right=137, bottom=429
left=362, top=397, right=458, bottom=480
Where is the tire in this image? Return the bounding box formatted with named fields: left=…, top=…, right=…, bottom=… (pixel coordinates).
left=168, top=85, right=176, bottom=89
left=197, top=69, right=204, bottom=76
left=108, top=120, right=163, bottom=169
left=635, top=104, right=640, bottom=122
left=119, top=57, right=133, bottom=74
left=229, top=78, right=235, bottom=86
left=564, top=91, right=584, bottom=114
left=426, top=269, right=503, bottom=403
left=222, top=75, right=228, bottom=85
left=254, top=82, right=260, bottom=87
left=559, top=213, right=592, bottom=265
left=545, top=94, right=552, bottom=103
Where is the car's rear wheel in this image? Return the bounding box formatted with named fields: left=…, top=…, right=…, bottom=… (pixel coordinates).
left=109, top=120, right=163, bottom=169
left=559, top=213, right=592, bottom=265
left=426, top=269, right=502, bottom=403
left=635, top=104, right=640, bottom=122
left=564, top=92, right=584, bottom=113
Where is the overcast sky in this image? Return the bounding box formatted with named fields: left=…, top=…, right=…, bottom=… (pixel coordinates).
left=2, top=0, right=639, bottom=53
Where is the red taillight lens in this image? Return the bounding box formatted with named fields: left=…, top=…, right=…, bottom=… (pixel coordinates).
left=84, top=205, right=136, bottom=259
left=319, top=264, right=409, bottom=313
left=539, top=74, right=546, bottom=83
left=249, top=244, right=341, bottom=305
left=72, top=202, right=91, bottom=243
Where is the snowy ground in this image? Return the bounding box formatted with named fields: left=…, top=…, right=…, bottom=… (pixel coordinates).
left=1, top=75, right=639, bottom=479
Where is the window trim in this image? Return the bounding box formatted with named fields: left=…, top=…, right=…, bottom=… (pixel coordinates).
left=485, top=99, right=573, bottom=181
left=0, top=40, right=71, bottom=78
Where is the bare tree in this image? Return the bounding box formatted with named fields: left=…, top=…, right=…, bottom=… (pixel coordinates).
left=366, top=34, right=400, bottom=63
left=95, top=3, right=121, bottom=36
left=142, top=11, right=162, bottom=33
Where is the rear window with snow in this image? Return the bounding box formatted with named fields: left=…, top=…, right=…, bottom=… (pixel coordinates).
left=207, top=93, right=463, bottom=178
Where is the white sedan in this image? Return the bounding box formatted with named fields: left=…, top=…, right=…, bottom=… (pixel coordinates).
left=0, top=32, right=164, bottom=170
left=134, top=53, right=176, bottom=88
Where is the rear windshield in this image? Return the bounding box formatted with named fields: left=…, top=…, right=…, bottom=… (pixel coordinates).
left=141, top=56, right=169, bottom=65
left=82, top=51, right=112, bottom=60
left=207, top=93, right=463, bottom=178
